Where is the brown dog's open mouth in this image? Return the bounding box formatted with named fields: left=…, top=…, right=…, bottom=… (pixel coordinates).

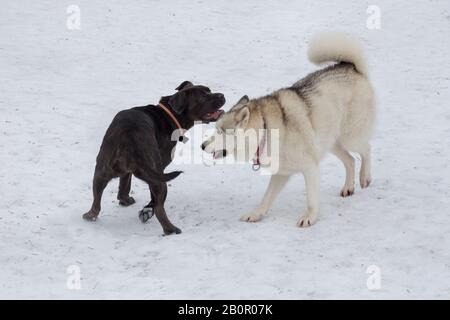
left=202, top=109, right=224, bottom=122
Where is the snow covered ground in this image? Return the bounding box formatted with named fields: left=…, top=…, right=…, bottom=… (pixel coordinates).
left=1, top=0, right=449, bottom=299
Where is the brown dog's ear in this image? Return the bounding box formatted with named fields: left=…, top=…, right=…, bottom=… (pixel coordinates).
left=175, top=81, right=194, bottom=91
left=168, top=91, right=187, bottom=114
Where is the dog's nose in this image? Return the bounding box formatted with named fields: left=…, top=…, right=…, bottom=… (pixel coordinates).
left=201, top=142, right=207, bottom=150
left=216, top=93, right=225, bottom=103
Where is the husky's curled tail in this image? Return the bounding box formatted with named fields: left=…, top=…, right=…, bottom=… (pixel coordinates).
left=307, top=32, right=369, bottom=77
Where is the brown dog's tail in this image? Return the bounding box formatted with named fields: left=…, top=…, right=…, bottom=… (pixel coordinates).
left=146, top=170, right=183, bottom=182
left=159, top=170, right=183, bottom=182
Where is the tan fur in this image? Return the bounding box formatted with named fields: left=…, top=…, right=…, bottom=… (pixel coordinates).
left=203, top=33, right=376, bottom=227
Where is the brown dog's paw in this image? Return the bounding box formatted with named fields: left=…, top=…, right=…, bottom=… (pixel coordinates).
left=82, top=211, right=98, bottom=221
left=138, top=207, right=154, bottom=223
left=163, top=226, right=182, bottom=235
left=119, top=196, right=135, bottom=207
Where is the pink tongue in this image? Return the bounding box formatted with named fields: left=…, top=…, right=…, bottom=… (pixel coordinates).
left=204, top=110, right=224, bottom=121
left=210, top=110, right=222, bottom=119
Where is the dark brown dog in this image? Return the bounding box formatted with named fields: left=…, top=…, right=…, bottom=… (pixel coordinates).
left=82, top=81, right=225, bottom=235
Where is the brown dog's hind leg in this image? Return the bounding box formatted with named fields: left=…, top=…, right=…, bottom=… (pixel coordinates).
left=150, top=182, right=181, bottom=235
left=117, top=173, right=135, bottom=206
left=83, top=168, right=111, bottom=221
left=134, top=169, right=181, bottom=235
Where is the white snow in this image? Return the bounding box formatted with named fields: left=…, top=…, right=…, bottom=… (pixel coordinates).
left=1, top=0, right=450, bottom=299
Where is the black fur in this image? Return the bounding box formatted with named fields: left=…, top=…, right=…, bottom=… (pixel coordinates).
left=82, top=82, right=225, bottom=235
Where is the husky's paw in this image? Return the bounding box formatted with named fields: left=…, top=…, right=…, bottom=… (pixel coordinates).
left=296, top=212, right=318, bottom=228
left=360, top=176, right=372, bottom=189
left=240, top=213, right=263, bottom=223
left=340, top=185, right=355, bottom=197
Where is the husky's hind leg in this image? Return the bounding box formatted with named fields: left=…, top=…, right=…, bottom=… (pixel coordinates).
left=332, top=143, right=356, bottom=197
left=356, top=143, right=372, bottom=188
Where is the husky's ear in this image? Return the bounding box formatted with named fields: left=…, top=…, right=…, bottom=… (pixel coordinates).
left=237, top=95, right=249, bottom=105
left=231, top=95, right=250, bottom=111
left=175, top=81, right=193, bottom=91
left=168, top=91, right=187, bottom=114
left=235, top=107, right=250, bottom=128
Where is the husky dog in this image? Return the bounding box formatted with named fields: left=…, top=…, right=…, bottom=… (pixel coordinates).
left=202, top=33, right=376, bottom=227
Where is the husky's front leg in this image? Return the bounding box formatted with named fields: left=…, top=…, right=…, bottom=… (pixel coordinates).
left=241, top=174, right=290, bottom=222
left=297, top=165, right=320, bottom=227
